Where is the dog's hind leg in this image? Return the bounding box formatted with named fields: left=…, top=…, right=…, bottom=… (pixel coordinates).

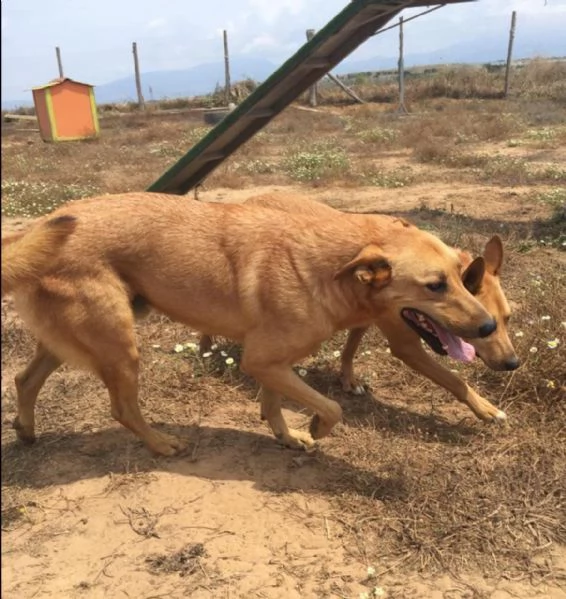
left=14, top=343, right=61, bottom=444
left=340, top=327, right=368, bottom=395
left=19, top=276, right=188, bottom=456
left=98, top=349, right=187, bottom=456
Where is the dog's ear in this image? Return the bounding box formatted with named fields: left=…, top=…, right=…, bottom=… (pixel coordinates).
left=462, top=256, right=485, bottom=295
left=334, top=245, right=392, bottom=290
left=484, top=235, right=503, bottom=276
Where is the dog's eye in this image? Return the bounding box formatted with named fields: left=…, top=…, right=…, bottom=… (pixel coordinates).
left=426, top=281, right=447, bottom=292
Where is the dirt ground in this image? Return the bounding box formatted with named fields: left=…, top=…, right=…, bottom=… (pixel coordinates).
left=2, top=183, right=564, bottom=599
left=2, top=96, right=565, bottom=598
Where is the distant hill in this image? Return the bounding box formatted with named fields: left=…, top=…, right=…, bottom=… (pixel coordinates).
left=336, top=21, right=565, bottom=74
left=92, top=55, right=277, bottom=105
left=1, top=56, right=277, bottom=110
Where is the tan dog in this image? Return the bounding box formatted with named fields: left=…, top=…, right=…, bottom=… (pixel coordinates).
left=3, top=192, right=497, bottom=456
left=202, top=193, right=518, bottom=420
left=1, top=215, right=76, bottom=297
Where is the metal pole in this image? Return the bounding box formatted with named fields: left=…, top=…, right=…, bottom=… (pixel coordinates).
left=503, top=11, right=517, bottom=98
left=55, top=47, right=64, bottom=78
left=132, top=42, right=145, bottom=110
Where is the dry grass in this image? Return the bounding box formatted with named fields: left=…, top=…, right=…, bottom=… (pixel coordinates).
left=1, top=239, right=564, bottom=580
left=1, top=59, right=565, bottom=586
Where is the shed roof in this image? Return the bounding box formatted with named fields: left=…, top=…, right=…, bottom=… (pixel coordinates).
left=31, top=77, right=94, bottom=91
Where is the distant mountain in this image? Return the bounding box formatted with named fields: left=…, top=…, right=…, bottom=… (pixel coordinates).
left=1, top=56, right=277, bottom=110
left=92, top=55, right=277, bottom=105
left=336, top=20, right=565, bottom=73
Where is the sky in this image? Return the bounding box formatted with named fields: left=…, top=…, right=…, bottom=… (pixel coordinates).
left=2, top=0, right=565, bottom=100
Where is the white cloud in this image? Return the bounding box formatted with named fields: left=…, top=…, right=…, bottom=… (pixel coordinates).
left=147, top=17, right=167, bottom=30
left=246, top=0, right=305, bottom=24
left=241, top=33, right=278, bottom=54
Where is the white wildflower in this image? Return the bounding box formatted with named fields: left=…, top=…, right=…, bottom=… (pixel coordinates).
left=529, top=346, right=538, bottom=354
left=367, top=566, right=376, bottom=578
left=547, top=338, right=559, bottom=349
left=298, top=368, right=308, bottom=377
left=541, top=315, right=551, bottom=321
left=333, top=350, right=341, bottom=358
left=202, top=351, right=213, bottom=358
left=174, top=344, right=184, bottom=353
left=514, top=331, right=524, bottom=338
left=225, top=357, right=235, bottom=365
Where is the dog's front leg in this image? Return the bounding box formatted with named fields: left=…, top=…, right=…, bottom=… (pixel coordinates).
left=340, top=327, right=369, bottom=395
left=257, top=385, right=317, bottom=450
left=243, top=355, right=343, bottom=449
left=379, top=322, right=507, bottom=423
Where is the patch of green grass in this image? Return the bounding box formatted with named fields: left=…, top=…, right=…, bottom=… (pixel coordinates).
left=182, top=126, right=212, bottom=145
left=235, top=159, right=277, bottom=175
left=1, top=180, right=100, bottom=218
left=533, top=187, right=566, bottom=207
left=356, top=127, right=398, bottom=145
left=525, top=127, right=557, bottom=142
left=360, top=167, right=415, bottom=188
left=283, top=140, right=350, bottom=182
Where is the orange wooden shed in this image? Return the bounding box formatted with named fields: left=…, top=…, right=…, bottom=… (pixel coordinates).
left=31, top=78, right=99, bottom=142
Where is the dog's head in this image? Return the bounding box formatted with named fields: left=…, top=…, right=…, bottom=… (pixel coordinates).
left=334, top=224, right=497, bottom=363
left=461, top=236, right=519, bottom=371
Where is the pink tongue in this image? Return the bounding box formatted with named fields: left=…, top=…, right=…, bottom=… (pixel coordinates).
left=431, top=322, right=476, bottom=363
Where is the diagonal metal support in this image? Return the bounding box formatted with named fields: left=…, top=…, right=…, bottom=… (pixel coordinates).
left=147, top=0, right=475, bottom=195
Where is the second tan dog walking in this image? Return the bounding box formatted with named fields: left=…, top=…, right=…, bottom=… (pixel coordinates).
left=4, top=192, right=497, bottom=456
left=200, top=193, right=518, bottom=421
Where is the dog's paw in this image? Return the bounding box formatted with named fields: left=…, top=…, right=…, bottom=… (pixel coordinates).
left=275, top=429, right=316, bottom=452
left=493, top=409, right=508, bottom=426
left=13, top=417, right=36, bottom=444
left=147, top=431, right=188, bottom=457
left=340, top=374, right=366, bottom=396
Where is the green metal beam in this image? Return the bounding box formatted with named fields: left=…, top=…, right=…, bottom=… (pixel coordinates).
left=147, top=0, right=474, bottom=195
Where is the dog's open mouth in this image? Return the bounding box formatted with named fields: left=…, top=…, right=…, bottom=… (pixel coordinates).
left=401, top=308, right=475, bottom=363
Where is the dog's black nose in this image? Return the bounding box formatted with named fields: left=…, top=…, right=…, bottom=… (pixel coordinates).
left=478, top=318, right=497, bottom=338
left=503, top=356, right=521, bottom=371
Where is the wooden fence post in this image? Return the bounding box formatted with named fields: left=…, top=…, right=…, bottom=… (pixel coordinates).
left=132, top=42, right=145, bottom=110
left=223, top=30, right=231, bottom=105
left=397, top=16, right=408, bottom=114
left=306, top=29, right=317, bottom=107
left=503, top=11, right=517, bottom=98
left=55, top=47, right=64, bottom=78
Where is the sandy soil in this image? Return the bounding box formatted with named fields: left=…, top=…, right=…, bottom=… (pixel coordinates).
left=2, top=185, right=564, bottom=599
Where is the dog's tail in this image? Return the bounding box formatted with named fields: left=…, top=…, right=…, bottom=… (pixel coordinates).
left=2, top=215, right=77, bottom=297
